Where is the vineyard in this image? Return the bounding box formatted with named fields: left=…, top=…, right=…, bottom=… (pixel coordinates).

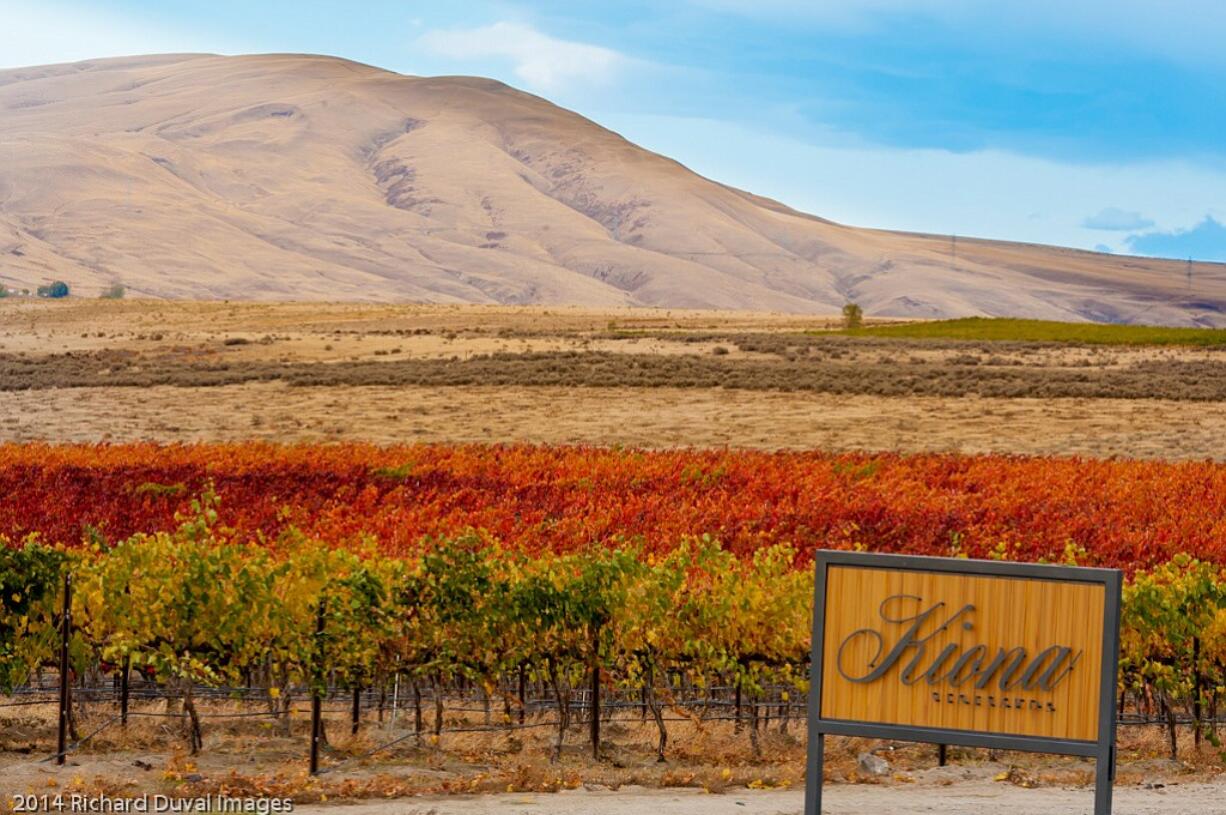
left=2, top=443, right=1225, bottom=567
left=2, top=443, right=1226, bottom=776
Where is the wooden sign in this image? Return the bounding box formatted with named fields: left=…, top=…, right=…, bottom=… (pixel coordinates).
left=805, top=551, right=1121, bottom=815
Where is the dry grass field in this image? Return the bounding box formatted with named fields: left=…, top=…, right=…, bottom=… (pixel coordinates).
left=1, top=299, right=1223, bottom=459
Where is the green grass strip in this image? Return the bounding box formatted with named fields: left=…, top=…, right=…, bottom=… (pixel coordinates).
left=837, top=317, right=1226, bottom=346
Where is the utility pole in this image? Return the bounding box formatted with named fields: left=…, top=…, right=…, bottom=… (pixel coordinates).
left=951, top=234, right=958, bottom=275
left=1187, top=257, right=1193, bottom=289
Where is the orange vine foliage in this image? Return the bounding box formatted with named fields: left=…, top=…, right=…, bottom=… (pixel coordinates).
left=1, top=443, right=1223, bottom=570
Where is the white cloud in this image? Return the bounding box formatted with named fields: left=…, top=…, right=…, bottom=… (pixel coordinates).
left=595, top=111, right=1226, bottom=254
left=0, top=1, right=219, bottom=70
left=1082, top=207, right=1155, bottom=232
left=1127, top=216, right=1226, bottom=262
left=415, top=21, right=627, bottom=92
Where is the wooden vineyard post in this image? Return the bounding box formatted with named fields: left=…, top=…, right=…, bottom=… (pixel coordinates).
left=518, top=664, right=526, bottom=725
left=413, top=680, right=423, bottom=740
left=390, top=671, right=400, bottom=727
left=734, top=679, right=743, bottom=733
left=938, top=744, right=947, bottom=766
left=590, top=659, right=600, bottom=759
left=589, top=621, right=604, bottom=760
left=56, top=571, right=72, bottom=766
left=120, top=584, right=131, bottom=728
left=309, top=690, right=322, bottom=775
left=352, top=685, right=361, bottom=735
left=309, top=601, right=325, bottom=775
left=120, top=656, right=130, bottom=727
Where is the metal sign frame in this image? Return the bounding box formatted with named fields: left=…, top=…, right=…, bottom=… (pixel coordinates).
left=804, top=550, right=1122, bottom=815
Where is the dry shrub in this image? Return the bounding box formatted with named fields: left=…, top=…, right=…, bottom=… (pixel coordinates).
left=3, top=347, right=1224, bottom=401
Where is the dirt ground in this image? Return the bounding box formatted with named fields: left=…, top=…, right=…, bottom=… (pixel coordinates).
left=2, top=754, right=1218, bottom=815
left=2, top=694, right=1223, bottom=814
left=297, top=783, right=1225, bottom=815
left=328, top=781, right=1226, bottom=814
left=2, top=696, right=1220, bottom=812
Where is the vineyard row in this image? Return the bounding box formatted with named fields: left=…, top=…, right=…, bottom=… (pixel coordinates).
left=2, top=443, right=1224, bottom=569
left=3, top=495, right=1225, bottom=763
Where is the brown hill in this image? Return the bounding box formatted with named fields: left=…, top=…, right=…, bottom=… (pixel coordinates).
left=1, top=53, right=1223, bottom=324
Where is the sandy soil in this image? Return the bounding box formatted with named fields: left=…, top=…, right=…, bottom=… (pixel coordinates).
left=1, top=383, right=1221, bottom=460
left=294, top=783, right=1224, bottom=815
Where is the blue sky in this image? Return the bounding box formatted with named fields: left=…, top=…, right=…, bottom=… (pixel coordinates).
left=3, top=0, right=1225, bottom=260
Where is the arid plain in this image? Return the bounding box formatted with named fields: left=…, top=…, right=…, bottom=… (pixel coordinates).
left=1, top=299, right=1223, bottom=460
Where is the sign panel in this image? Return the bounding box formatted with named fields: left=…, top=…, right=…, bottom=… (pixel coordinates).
left=821, top=564, right=1105, bottom=741
left=805, top=551, right=1121, bottom=815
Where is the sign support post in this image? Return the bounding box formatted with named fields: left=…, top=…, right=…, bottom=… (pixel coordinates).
left=804, top=551, right=1121, bottom=814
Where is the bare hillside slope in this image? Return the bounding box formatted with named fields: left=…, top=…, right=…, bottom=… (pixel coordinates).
left=1, top=53, right=1222, bottom=324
